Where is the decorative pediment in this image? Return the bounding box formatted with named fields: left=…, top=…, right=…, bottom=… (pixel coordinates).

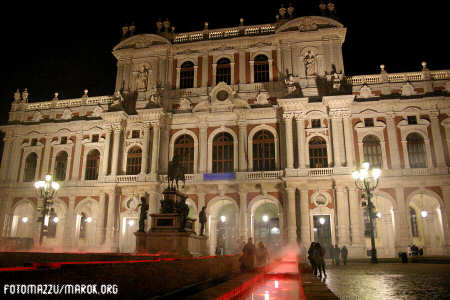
left=210, top=82, right=233, bottom=106
left=113, top=34, right=170, bottom=51
left=276, top=16, right=343, bottom=33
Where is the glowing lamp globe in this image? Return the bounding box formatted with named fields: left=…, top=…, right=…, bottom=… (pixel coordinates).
left=220, top=215, right=226, bottom=223
left=262, top=215, right=269, bottom=222
left=421, top=211, right=428, bottom=218
left=319, top=217, right=326, bottom=225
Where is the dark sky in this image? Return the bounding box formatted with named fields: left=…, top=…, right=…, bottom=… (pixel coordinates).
left=0, top=1, right=447, bottom=125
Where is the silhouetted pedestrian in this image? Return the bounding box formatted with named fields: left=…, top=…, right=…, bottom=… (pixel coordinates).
left=308, top=242, right=317, bottom=275
left=313, top=242, right=326, bottom=277
left=341, top=246, right=348, bottom=265
left=334, top=245, right=341, bottom=265
left=241, top=237, right=256, bottom=272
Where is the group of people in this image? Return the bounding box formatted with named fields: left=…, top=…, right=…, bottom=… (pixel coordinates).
left=239, top=238, right=270, bottom=272
left=308, top=242, right=327, bottom=277
left=408, top=244, right=424, bottom=256
left=331, top=244, right=348, bottom=266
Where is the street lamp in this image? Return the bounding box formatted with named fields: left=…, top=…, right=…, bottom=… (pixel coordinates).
left=34, top=175, right=60, bottom=246
left=352, top=162, right=381, bottom=263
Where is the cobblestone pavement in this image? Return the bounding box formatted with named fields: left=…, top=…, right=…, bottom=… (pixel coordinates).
left=324, top=263, right=450, bottom=300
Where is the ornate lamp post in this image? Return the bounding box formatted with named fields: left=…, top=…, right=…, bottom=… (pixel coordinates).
left=34, top=175, right=60, bottom=246
left=352, top=162, right=381, bottom=263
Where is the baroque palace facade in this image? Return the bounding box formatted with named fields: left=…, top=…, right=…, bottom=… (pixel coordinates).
left=1, top=9, right=449, bottom=257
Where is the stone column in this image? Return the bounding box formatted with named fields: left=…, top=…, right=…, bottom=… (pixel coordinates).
left=105, top=189, right=120, bottom=252
left=141, top=123, right=151, bottom=175
left=296, top=116, right=306, bottom=169
left=343, top=113, right=355, bottom=168
left=230, top=62, right=235, bottom=84
left=212, top=63, right=217, bottom=85
left=111, top=125, right=121, bottom=176
left=336, top=186, right=351, bottom=246
left=95, top=193, right=107, bottom=247
left=176, top=67, right=181, bottom=89
left=10, top=138, right=22, bottom=182
left=286, top=188, right=297, bottom=244
left=238, top=122, right=247, bottom=171
left=299, top=189, right=311, bottom=247
left=101, top=128, right=112, bottom=176
left=199, top=124, right=208, bottom=173
left=194, top=65, right=198, bottom=87
left=430, top=111, right=446, bottom=168
left=71, top=133, right=83, bottom=180
left=0, top=197, right=12, bottom=237
left=239, top=191, right=248, bottom=241
left=63, top=197, right=75, bottom=250
left=386, top=113, right=401, bottom=169
left=41, top=136, right=52, bottom=177
left=331, top=113, right=344, bottom=167
left=284, top=115, right=294, bottom=169
left=202, top=54, right=208, bottom=87
left=0, top=138, right=12, bottom=180
left=394, top=187, right=411, bottom=253
left=268, top=59, right=273, bottom=81
left=150, top=123, right=160, bottom=178
left=249, top=61, right=254, bottom=83
left=348, top=187, right=365, bottom=257
left=401, top=140, right=410, bottom=168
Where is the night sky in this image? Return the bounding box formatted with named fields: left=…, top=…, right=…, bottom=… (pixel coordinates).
left=0, top=1, right=448, bottom=126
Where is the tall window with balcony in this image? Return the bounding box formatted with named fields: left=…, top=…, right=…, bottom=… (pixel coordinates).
left=54, top=151, right=68, bottom=181
left=363, top=135, right=382, bottom=168
left=24, top=153, right=38, bottom=182
left=85, top=150, right=100, bottom=180
left=254, top=55, right=269, bottom=83
left=180, top=61, right=194, bottom=89
left=212, top=132, right=234, bottom=173
left=407, top=133, right=427, bottom=168
left=409, top=207, right=419, bottom=237
left=174, top=135, right=194, bottom=174
left=309, top=137, right=328, bottom=168
left=252, top=130, right=275, bottom=171
left=126, top=147, right=142, bottom=175
left=216, top=58, right=231, bottom=85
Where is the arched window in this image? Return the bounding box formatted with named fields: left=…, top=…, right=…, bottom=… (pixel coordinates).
left=363, top=135, right=382, bottom=168
left=254, top=55, right=269, bottom=83
left=309, top=137, right=328, bottom=168
left=24, top=153, right=38, bottom=182
left=85, top=149, right=100, bottom=180
left=409, top=207, right=419, bottom=237
left=174, top=135, right=194, bottom=174
left=216, top=58, right=231, bottom=85
left=212, top=132, right=234, bottom=173
left=407, top=133, right=427, bottom=168
left=252, top=130, right=275, bottom=171
left=126, top=146, right=142, bottom=175
left=54, top=151, right=68, bottom=181
left=180, top=61, right=194, bottom=89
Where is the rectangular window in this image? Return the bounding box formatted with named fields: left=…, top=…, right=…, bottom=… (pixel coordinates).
left=31, top=138, right=37, bottom=146
left=61, top=137, right=67, bottom=144
left=92, top=134, right=99, bottom=143
left=311, top=119, right=321, bottom=128
left=407, top=116, right=417, bottom=125
left=364, top=118, right=374, bottom=127
left=132, top=130, right=140, bottom=139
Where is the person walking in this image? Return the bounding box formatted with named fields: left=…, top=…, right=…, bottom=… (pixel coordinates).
left=308, top=242, right=317, bottom=275
left=341, top=245, right=348, bottom=265
left=334, top=245, right=341, bottom=266
left=240, top=237, right=256, bottom=272
left=256, top=241, right=269, bottom=269
left=313, top=242, right=326, bottom=277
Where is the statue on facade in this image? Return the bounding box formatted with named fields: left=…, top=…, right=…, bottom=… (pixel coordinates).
left=22, top=88, right=29, bottom=102
left=199, top=206, right=207, bottom=236
left=14, top=89, right=21, bottom=102
left=167, top=154, right=186, bottom=190
left=304, top=51, right=316, bottom=76
left=137, top=197, right=149, bottom=232
left=137, top=65, right=150, bottom=91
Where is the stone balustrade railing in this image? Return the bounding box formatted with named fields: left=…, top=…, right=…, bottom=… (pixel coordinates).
left=23, top=95, right=115, bottom=111
left=346, top=70, right=450, bottom=86
left=173, top=24, right=276, bottom=43
left=308, top=168, right=334, bottom=177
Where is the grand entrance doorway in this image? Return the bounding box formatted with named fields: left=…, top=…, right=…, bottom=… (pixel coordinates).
left=313, top=215, right=332, bottom=258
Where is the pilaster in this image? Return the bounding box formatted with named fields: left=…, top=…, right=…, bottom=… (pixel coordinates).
left=348, top=187, right=365, bottom=257
left=101, top=127, right=112, bottom=176
left=286, top=188, right=297, bottom=244
left=430, top=111, right=446, bottom=168
left=63, top=196, right=75, bottom=250
left=141, top=123, right=151, bottom=175
left=283, top=114, right=294, bottom=169
left=299, top=189, right=310, bottom=247
left=150, top=123, right=160, bottom=179
left=394, top=187, right=411, bottom=252
left=336, top=186, right=351, bottom=246
left=238, top=122, right=248, bottom=171
left=111, top=124, right=122, bottom=176
left=386, top=113, right=401, bottom=169
left=199, top=124, right=208, bottom=173
left=295, top=116, right=306, bottom=169
left=343, top=112, right=355, bottom=168
left=239, top=191, right=248, bottom=241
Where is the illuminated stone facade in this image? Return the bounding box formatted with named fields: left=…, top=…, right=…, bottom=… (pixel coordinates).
left=1, top=13, right=449, bottom=257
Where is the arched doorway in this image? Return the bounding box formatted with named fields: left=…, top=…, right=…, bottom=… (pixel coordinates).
left=253, top=202, right=281, bottom=251
left=10, top=200, right=35, bottom=239
left=74, top=199, right=98, bottom=250
left=206, top=197, right=239, bottom=255
left=368, top=195, right=396, bottom=257
left=409, top=192, right=445, bottom=255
